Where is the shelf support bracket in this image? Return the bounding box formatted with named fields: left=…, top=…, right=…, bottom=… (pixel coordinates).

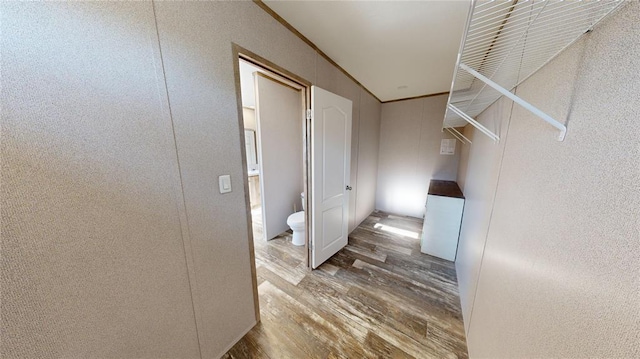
left=445, top=126, right=472, bottom=145
left=459, top=63, right=567, bottom=141
left=448, top=103, right=500, bottom=142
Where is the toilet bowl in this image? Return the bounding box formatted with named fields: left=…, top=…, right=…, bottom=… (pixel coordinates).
left=287, top=211, right=305, bottom=246
left=286, top=193, right=305, bottom=246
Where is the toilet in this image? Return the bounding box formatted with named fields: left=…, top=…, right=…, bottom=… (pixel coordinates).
left=286, top=193, right=305, bottom=246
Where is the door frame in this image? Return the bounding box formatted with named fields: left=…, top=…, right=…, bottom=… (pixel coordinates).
left=231, top=44, right=313, bottom=321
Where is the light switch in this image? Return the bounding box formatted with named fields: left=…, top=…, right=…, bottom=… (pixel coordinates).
left=219, top=175, right=232, bottom=194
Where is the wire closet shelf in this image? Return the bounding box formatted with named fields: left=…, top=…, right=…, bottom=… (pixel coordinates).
left=443, top=0, right=624, bottom=143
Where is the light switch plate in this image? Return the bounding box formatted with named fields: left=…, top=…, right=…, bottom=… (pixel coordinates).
left=219, top=175, right=232, bottom=194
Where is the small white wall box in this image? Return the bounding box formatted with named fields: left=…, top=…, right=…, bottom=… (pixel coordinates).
left=421, top=180, right=465, bottom=261
left=219, top=175, right=232, bottom=194
left=440, top=138, right=456, bottom=155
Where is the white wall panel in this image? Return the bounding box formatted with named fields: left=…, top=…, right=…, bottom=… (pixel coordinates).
left=376, top=94, right=460, bottom=218
left=255, top=75, right=303, bottom=240
left=355, top=89, right=382, bottom=226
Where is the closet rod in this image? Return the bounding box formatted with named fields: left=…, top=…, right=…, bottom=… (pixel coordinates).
left=459, top=63, right=566, bottom=141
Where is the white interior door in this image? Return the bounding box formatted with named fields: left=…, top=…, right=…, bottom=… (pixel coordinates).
left=311, top=86, right=352, bottom=268
left=255, top=73, right=304, bottom=240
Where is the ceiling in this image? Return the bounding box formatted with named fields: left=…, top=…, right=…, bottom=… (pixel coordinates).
left=263, top=0, right=471, bottom=102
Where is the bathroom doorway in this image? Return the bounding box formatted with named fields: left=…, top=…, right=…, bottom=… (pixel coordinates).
left=233, top=45, right=312, bottom=261
left=233, top=45, right=355, bottom=325
left=233, top=45, right=312, bottom=322
left=253, top=66, right=304, bottom=241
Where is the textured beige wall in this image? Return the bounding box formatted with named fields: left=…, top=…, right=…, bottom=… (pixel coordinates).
left=1, top=1, right=382, bottom=358
left=454, top=97, right=514, bottom=334
left=316, top=56, right=362, bottom=232
left=456, top=2, right=640, bottom=357
left=314, top=58, right=382, bottom=232
left=311, top=51, right=382, bottom=233
left=1, top=3, right=200, bottom=358
left=355, top=90, right=382, bottom=226
left=455, top=128, right=471, bottom=194
left=153, top=3, right=382, bottom=355
left=376, top=94, right=460, bottom=218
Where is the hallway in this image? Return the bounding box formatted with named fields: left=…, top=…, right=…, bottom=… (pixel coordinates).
left=224, top=212, right=468, bottom=358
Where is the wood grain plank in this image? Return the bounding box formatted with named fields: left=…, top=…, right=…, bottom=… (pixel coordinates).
left=344, top=243, right=388, bottom=262
left=225, top=211, right=468, bottom=358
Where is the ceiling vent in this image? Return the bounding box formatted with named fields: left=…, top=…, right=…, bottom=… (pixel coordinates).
left=443, top=0, right=624, bottom=143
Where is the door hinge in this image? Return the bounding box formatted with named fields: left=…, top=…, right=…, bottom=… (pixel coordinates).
left=306, top=109, right=312, bottom=121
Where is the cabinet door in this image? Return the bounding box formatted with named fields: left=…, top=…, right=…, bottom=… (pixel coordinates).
left=421, top=195, right=464, bottom=261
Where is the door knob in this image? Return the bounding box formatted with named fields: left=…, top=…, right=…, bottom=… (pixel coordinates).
left=346, top=185, right=352, bottom=191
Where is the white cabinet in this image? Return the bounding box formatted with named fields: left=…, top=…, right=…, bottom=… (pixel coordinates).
left=420, top=181, right=464, bottom=261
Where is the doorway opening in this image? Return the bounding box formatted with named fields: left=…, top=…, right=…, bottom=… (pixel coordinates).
left=238, top=58, right=308, bottom=244
left=232, top=45, right=312, bottom=320
left=233, top=45, right=354, bottom=323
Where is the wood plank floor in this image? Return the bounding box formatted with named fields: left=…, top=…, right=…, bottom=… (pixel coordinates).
left=224, top=211, right=468, bottom=359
